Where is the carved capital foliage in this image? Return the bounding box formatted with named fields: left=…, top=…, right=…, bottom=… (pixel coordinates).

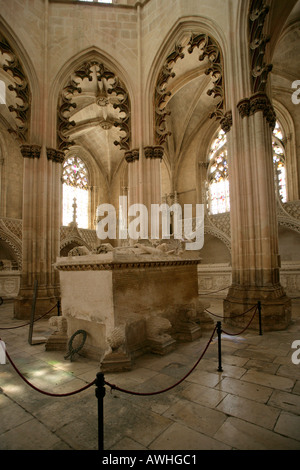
left=220, top=111, right=232, bottom=134
left=20, top=144, right=41, bottom=159
left=0, top=33, right=31, bottom=142
left=154, top=32, right=231, bottom=145
left=237, top=92, right=276, bottom=129
left=249, top=0, right=273, bottom=93
left=144, top=145, right=164, bottom=160
left=57, top=61, right=131, bottom=152
left=125, top=146, right=164, bottom=163
left=124, top=148, right=139, bottom=163
left=46, top=147, right=65, bottom=164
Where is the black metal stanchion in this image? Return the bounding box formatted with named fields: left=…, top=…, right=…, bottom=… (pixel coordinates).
left=258, top=301, right=263, bottom=336
left=217, top=321, right=223, bottom=372
left=28, top=280, right=38, bottom=345
left=57, top=300, right=61, bottom=316
left=95, top=372, right=106, bottom=451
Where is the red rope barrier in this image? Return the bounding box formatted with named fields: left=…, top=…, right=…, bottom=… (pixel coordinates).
left=204, top=303, right=257, bottom=320
left=1, top=338, right=95, bottom=397
left=222, top=306, right=258, bottom=336
left=104, top=325, right=217, bottom=396
left=198, top=286, right=231, bottom=296
left=0, top=303, right=58, bottom=330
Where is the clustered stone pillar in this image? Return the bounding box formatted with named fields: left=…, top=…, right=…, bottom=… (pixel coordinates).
left=124, top=145, right=163, bottom=240
left=14, top=145, right=64, bottom=319
left=224, top=92, right=291, bottom=331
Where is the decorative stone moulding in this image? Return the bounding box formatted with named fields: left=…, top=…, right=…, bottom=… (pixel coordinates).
left=237, top=92, right=276, bottom=129
left=144, top=145, right=164, bottom=160
left=57, top=60, right=131, bottom=152
left=46, top=147, right=65, bottom=164
left=20, top=144, right=41, bottom=159
left=0, top=33, right=31, bottom=142
left=155, top=32, right=231, bottom=145
left=249, top=0, right=273, bottom=93
left=124, top=148, right=139, bottom=163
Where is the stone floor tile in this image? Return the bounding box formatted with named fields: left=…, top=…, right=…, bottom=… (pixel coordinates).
left=0, top=400, right=32, bottom=434
left=0, top=418, right=63, bottom=450
left=149, top=422, right=231, bottom=450
left=180, top=382, right=227, bottom=408
left=293, top=380, right=300, bottom=395
left=217, top=376, right=273, bottom=403
left=268, top=390, right=300, bottom=415
left=242, top=359, right=280, bottom=374
left=55, top=416, right=99, bottom=450
left=163, top=398, right=227, bottom=437
left=242, top=369, right=295, bottom=391
left=276, top=364, right=300, bottom=381
left=214, top=417, right=300, bottom=450
left=216, top=394, right=280, bottom=429
left=186, top=368, right=222, bottom=387
left=221, top=354, right=249, bottom=367
left=274, top=412, right=300, bottom=441
left=103, top=397, right=173, bottom=449
left=110, top=437, right=147, bottom=450
left=232, top=348, right=277, bottom=362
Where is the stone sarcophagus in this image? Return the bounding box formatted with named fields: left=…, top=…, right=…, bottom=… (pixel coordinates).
left=51, top=243, right=212, bottom=371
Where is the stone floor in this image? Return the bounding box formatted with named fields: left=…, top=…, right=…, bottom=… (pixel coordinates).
left=0, top=298, right=300, bottom=451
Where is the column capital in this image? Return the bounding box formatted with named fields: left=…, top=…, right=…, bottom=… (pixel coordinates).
left=144, top=145, right=164, bottom=160
left=124, top=148, right=139, bottom=163
left=46, top=147, right=65, bottom=164
left=237, top=92, right=276, bottom=130
left=20, top=144, right=41, bottom=159
left=220, top=111, right=232, bottom=134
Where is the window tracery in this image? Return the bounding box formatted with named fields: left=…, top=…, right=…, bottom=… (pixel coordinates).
left=62, top=156, right=89, bottom=229
left=207, top=129, right=230, bottom=215
left=206, top=119, right=287, bottom=214
left=272, top=121, right=287, bottom=203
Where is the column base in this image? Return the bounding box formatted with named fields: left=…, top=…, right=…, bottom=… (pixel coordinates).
left=14, top=287, right=59, bottom=320
left=223, top=285, right=292, bottom=332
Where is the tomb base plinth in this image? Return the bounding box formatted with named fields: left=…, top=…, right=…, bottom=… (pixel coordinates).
left=53, top=246, right=206, bottom=370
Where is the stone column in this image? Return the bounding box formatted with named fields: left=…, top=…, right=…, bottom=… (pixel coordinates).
left=124, top=146, right=163, bottom=241
left=198, top=162, right=209, bottom=205
left=224, top=93, right=291, bottom=331
left=14, top=145, right=64, bottom=319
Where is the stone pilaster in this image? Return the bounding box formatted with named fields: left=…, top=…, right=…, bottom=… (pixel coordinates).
left=14, top=145, right=63, bottom=319
left=224, top=93, right=291, bottom=331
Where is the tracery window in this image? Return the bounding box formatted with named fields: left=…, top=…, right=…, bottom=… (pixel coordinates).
left=62, top=156, right=89, bottom=228
left=206, top=120, right=287, bottom=214
left=207, top=129, right=230, bottom=215
left=272, top=121, right=287, bottom=203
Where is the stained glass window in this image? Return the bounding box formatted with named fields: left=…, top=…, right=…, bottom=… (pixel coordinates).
left=272, top=121, right=287, bottom=202
left=62, top=156, right=89, bottom=228
left=207, top=129, right=230, bottom=214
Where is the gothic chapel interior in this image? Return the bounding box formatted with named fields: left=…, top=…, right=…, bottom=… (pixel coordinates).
left=0, top=0, right=299, bottom=332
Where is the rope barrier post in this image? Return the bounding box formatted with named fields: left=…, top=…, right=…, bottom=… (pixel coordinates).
left=57, top=300, right=61, bottom=316
left=28, top=280, right=38, bottom=345
left=258, top=301, right=263, bottom=336
left=216, top=321, right=223, bottom=372
left=95, top=372, right=106, bottom=451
